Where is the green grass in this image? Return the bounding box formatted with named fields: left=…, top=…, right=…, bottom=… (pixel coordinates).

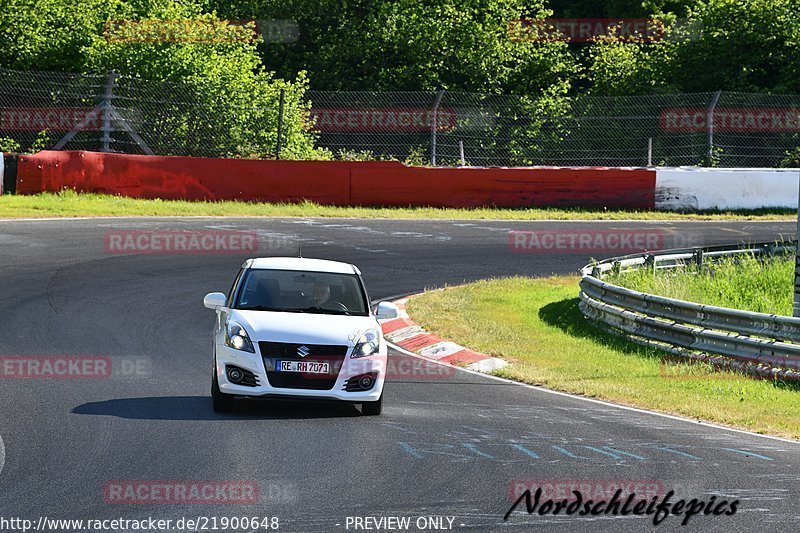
left=0, top=190, right=795, bottom=220
left=407, top=276, right=800, bottom=439
left=608, top=255, right=794, bottom=315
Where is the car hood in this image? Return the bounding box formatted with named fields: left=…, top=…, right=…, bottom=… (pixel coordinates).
left=231, top=309, right=380, bottom=346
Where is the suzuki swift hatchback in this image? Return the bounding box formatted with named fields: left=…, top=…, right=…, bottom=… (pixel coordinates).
left=204, top=257, right=399, bottom=415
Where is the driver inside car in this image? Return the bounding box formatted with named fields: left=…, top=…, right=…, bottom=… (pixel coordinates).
left=310, top=281, right=331, bottom=306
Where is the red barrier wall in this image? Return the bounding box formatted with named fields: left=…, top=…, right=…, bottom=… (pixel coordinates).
left=351, top=165, right=654, bottom=208
left=16, top=151, right=656, bottom=209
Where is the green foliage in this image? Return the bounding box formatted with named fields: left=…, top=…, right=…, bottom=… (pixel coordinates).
left=28, top=130, right=51, bottom=153
left=587, top=35, right=675, bottom=95
left=0, top=136, right=21, bottom=152
left=671, top=0, right=800, bottom=93
left=0, top=0, right=123, bottom=71
left=0, top=131, right=50, bottom=153
left=403, top=146, right=429, bottom=166
left=334, top=149, right=380, bottom=162
left=205, top=0, right=577, bottom=94
left=780, top=147, right=800, bottom=168
left=333, top=147, right=430, bottom=166
left=0, top=0, right=323, bottom=158
left=588, top=0, right=800, bottom=95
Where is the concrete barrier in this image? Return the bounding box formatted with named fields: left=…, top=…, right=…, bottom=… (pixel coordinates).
left=655, top=167, right=800, bottom=210
left=18, top=151, right=794, bottom=211
left=15, top=151, right=657, bottom=209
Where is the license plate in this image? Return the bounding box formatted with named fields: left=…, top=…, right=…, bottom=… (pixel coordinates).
left=276, top=360, right=330, bottom=374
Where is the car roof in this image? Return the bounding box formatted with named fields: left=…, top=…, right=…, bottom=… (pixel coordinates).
left=247, top=257, right=360, bottom=275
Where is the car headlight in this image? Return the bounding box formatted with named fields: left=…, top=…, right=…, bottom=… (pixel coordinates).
left=225, top=320, right=255, bottom=353
left=351, top=328, right=380, bottom=358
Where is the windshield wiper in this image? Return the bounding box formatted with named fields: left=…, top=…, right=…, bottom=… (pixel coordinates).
left=236, top=305, right=281, bottom=311
left=307, top=306, right=350, bottom=316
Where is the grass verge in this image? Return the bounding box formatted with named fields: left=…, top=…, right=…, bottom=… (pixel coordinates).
left=0, top=190, right=795, bottom=220
left=407, top=276, right=800, bottom=440
left=608, top=254, right=794, bottom=315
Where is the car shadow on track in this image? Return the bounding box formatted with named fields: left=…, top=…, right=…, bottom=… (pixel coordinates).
left=71, top=396, right=362, bottom=420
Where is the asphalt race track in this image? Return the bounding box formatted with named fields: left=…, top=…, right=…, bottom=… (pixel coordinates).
left=0, top=217, right=799, bottom=532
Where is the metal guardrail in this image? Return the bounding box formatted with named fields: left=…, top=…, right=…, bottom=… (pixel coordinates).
left=579, top=241, right=800, bottom=379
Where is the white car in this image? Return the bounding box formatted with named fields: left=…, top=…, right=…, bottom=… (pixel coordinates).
left=203, top=257, right=399, bottom=415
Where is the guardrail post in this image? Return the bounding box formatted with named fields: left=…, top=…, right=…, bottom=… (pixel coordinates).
left=694, top=249, right=704, bottom=270
left=644, top=254, right=655, bottom=275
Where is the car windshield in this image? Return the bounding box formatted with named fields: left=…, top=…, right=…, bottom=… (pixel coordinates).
left=233, top=268, right=369, bottom=316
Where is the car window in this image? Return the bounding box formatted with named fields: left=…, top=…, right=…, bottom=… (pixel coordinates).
left=234, top=269, right=369, bottom=316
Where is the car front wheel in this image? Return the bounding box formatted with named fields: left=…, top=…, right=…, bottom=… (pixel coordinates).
left=361, top=393, right=383, bottom=416
left=212, top=370, right=235, bottom=412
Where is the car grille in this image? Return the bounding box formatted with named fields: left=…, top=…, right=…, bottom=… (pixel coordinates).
left=259, top=341, right=349, bottom=390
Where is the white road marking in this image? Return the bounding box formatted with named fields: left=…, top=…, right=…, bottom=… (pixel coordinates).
left=419, top=341, right=466, bottom=359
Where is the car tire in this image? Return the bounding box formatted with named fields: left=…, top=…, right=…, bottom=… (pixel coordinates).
left=212, top=371, right=235, bottom=412
left=361, top=393, right=383, bottom=416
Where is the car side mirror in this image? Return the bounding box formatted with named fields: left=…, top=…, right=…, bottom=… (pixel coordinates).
left=204, top=292, right=227, bottom=310
left=375, top=301, right=399, bottom=320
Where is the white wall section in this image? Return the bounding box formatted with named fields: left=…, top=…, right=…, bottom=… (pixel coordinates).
left=656, top=167, right=800, bottom=210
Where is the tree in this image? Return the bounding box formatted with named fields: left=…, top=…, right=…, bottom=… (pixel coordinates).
left=0, top=0, right=324, bottom=158
left=205, top=0, right=577, bottom=95
left=588, top=0, right=800, bottom=95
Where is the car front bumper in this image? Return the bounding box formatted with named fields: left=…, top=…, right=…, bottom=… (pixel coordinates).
left=215, top=343, right=386, bottom=402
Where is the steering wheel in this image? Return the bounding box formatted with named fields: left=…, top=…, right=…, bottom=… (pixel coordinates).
left=328, top=301, right=349, bottom=312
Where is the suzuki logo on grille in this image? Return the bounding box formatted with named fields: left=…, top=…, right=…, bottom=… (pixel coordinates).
left=297, top=345, right=311, bottom=357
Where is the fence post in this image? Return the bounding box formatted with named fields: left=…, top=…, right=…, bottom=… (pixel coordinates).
left=647, top=137, right=653, bottom=166
left=459, top=139, right=465, bottom=166
left=275, top=88, right=285, bottom=160
left=430, top=89, right=445, bottom=166
left=706, top=90, right=722, bottom=165
left=100, top=71, right=118, bottom=152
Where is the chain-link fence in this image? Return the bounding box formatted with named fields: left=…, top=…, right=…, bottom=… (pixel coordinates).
left=0, top=68, right=304, bottom=159
left=1, top=67, right=799, bottom=167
